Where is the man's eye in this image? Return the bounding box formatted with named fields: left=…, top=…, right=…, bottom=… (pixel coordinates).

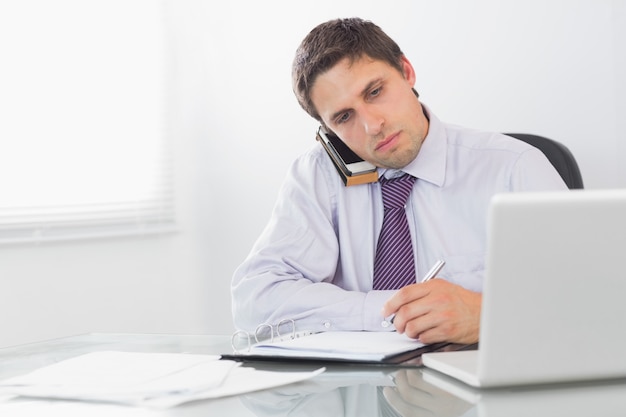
left=337, top=112, right=351, bottom=124
left=369, top=87, right=382, bottom=98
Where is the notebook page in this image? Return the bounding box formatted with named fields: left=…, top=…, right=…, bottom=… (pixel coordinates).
left=248, top=331, right=425, bottom=361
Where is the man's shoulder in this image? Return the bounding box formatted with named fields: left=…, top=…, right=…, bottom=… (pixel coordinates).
left=444, top=123, right=535, bottom=154
left=291, top=142, right=335, bottom=172
left=423, top=104, right=534, bottom=154
left=286, top=143, right=346, bottom=188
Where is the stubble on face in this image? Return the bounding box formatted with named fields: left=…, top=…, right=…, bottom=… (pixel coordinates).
left=370, top=128, right=425, bottom=169
left=311, top=56, right=429, bottom=170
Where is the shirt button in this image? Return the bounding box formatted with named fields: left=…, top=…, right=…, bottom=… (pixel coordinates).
left=323, top=321, right=331, bottom=329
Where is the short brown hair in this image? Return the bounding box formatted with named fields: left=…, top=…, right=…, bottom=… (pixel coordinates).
left=292, top=18, right=405, bottom=121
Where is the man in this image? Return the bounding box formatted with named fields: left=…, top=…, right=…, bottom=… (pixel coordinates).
left=231, top=18, right=567, bottom=344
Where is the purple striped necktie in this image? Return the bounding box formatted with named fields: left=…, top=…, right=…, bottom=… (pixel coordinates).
left=373, top=174, right=417, bottom=290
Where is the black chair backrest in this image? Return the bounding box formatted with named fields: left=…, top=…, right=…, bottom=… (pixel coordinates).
left=505, top=133, right=584, bottom=190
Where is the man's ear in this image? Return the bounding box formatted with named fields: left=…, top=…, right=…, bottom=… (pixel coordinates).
left=400, top=55, right=417, bottom=85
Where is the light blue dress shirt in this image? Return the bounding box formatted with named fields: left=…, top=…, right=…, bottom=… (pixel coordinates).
left=231, top=106, right=567, bottom=334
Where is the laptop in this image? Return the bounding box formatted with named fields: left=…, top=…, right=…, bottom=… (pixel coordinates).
left=422, top=189, right=626, bottom=387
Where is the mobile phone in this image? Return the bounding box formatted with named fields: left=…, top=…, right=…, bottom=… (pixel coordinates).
left=317, top=126, right=376, bottom=175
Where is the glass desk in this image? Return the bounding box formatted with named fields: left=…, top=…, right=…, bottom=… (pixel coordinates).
left=1, top=333, right=625, bottom=416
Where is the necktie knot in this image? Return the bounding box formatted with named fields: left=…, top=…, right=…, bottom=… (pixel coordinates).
left=380, top=174, right=416, bottom=209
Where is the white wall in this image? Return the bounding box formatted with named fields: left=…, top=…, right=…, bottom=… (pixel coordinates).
left=1, top=0, right=624, bottom=348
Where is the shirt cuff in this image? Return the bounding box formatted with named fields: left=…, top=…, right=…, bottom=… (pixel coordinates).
left=363, top=290, right=398, bottom=331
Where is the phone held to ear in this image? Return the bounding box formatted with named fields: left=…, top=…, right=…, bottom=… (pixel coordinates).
left=316, top=126, right=379, bottom=186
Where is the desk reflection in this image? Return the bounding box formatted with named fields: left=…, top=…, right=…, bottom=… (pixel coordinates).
left=3, top=333, right=625, bottom=416
left=383, top=370, right=473, bottom=417
left=239, top=364, right=626, bottom=417
left=239, top=367, right=473, bottom=417
left=421, top=368, right=626, bottom=417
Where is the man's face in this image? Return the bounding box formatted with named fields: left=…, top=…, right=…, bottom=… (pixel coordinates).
left=310, top=55, right=429, bottom=169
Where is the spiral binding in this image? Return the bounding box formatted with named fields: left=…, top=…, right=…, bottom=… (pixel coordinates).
left=231, top=318, right=313, bottom=353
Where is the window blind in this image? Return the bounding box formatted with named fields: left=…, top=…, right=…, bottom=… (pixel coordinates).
left=0, top=0, right=175, bottom=244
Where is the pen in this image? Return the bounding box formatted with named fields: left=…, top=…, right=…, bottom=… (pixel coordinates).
left=384, top=259, right=445, bottom=325
left=420, top=259, right=446, bottom=283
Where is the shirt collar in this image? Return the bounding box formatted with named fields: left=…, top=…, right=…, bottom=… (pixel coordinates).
left=380, top=104, right=447, bottom=186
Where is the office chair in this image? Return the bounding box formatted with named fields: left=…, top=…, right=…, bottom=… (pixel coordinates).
left=505, top=133, right=584, bottom=189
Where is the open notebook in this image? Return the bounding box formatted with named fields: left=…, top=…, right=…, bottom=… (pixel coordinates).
left=422, top=189, right=626, bottom=387
left=223, top=330, right=472, bottom=366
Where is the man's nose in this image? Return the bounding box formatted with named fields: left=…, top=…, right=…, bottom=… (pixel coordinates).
left=362, top=108, right=384, bottom=137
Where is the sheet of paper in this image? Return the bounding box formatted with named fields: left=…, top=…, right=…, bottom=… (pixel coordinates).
left=1, top=351, right=228, bottom=394
left=143, top=366, right=326, bottom=408
left=247, top=331, right=426, bottom=361
left=0, top=351, right=325, bottom=408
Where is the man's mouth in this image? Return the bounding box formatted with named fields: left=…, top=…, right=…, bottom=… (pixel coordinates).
left=375, top=132, right=400, bottom=151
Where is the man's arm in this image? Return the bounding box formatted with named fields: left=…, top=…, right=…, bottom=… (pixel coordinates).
left=231, top=149, right=392, bottom=334
left=383, top=144, right=568, bottom=344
